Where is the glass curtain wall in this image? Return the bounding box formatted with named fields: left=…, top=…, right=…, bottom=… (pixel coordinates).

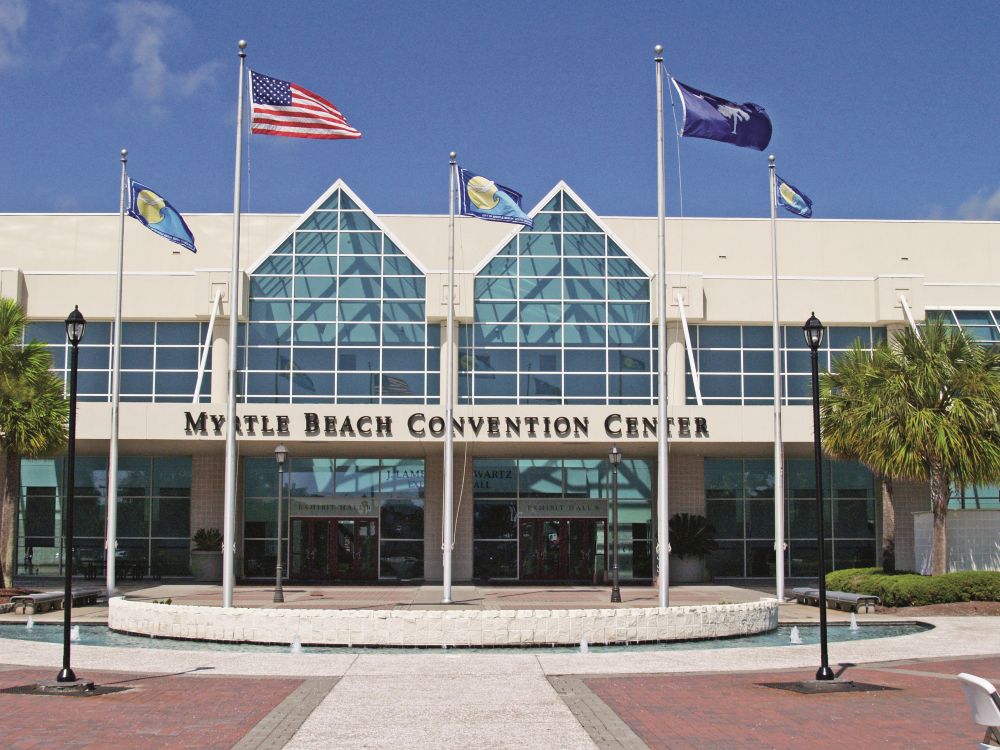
left=472, top=458, right=653, bottom=581
left=927, top=308, right=1000, bottom=348
left=18, top=456, right=192, bottom=578
left=684, top=325, right=886, bottom=405
left=242, top=189, right=440, bottom=404
left=704, top=457, right=876, bottom=578
left=461, top=191, right=655, bottom=405
left=242, top=456, right=425, bottom=580
left=25, top=321, right=211, bottom=402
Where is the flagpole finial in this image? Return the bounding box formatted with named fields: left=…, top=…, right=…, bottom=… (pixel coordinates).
left=769, top=154, right=775, bottom=165
left=654, top=44, right=663, bottom=61
left=120, top=148, right=127, bottom=162
left=449, top=151, right=456, bottom=163
left=238, top=40, right=247, bottom=54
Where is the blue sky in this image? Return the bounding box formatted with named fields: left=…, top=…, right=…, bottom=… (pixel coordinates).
left=2, top=1, right=999, bottom=220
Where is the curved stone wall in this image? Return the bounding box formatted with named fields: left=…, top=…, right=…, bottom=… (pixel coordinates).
left=109, top=597, right=778, bottom=647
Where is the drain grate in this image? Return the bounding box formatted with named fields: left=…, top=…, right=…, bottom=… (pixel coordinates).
left=758, top=680, right=898, bottom=694
left=0, top=684, right=131, bottom=697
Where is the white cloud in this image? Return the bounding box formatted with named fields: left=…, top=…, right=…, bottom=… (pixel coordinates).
left=109, top=0, right=219, bottom=103
left=957, top=186, right=1000, bottom=221
left=0, top=0, right=28, bottom=71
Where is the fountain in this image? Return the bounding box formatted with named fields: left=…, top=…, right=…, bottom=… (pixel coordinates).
left=290, top=635, right=302, bottom=653
left=849, top=613, right=860, bottom=632
left=25, top=616, right=34, bottom=630
left=579, top=637, right=589, bottom=654
left=789, top=626, right=803, bottom=644
left=70, top=625, right=80, bottom=642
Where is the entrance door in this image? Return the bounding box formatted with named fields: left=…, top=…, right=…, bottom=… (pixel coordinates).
left=519, top=518, right=606, bottom=582
left=291, top=518, right=378, bottom=582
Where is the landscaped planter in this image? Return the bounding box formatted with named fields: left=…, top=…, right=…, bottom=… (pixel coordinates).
left=670, top=556, right=709, bottom=584
left=190, top=551, right=222, bottom=582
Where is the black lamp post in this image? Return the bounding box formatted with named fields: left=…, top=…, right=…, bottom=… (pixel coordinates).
left=58, top=306, right=86, bottom=685
left=803, top=312, right=834, bottom=682
left=609, top=443, right=622, bottom=603
left=273, top=444, right=287, bottom=604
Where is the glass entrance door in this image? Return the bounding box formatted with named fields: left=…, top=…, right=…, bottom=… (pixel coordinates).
left=519, top=518, right=606, bottom=582
left=291, top=518, right=378, bottom=581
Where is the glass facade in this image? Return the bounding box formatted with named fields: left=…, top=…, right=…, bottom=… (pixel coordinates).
left=242, top=188, right=440, bottom=403
left=685, top=325, right=886, bottom=405
left=460, top=191, right=655, bottom=405
left=18, top=456, right=192, bottom=578
left=242, top=456, right=425, bottom=580
left=926, top=309, right=1000, bottom=348
left=472, top=457, right=653, bottom=581
left=704, top=457, right=877, bottom=578
left=950, top=483, right=1000, bottom=510
left=25, top=321, right=211, bottom=402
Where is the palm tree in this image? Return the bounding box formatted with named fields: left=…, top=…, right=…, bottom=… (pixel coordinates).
left=821, top=322, right=1000, bottom=576
left=821, top=340, right=901, bottom=572
left=0, top=298, right=69, bottom=588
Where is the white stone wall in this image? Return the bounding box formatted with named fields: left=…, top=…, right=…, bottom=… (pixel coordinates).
left=108, top=597, right=778, bottom=647
left=913, top=510, right=1000, bottom=574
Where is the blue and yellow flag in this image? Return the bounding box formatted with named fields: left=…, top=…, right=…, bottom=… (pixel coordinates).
left=458, top=167, right=533, bottom=227
left=127, top=179, right=197, bottom=253
left=775, top=175, right=813, bottom=218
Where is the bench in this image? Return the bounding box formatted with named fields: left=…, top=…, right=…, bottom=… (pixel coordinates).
left=791, top=587, right=881, bottom=613
left=10, top=587, right=104, bottom=615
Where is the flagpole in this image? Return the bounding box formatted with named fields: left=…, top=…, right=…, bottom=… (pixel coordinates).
left=106, top=148, right=127, bottom=598
left=222, top=40, right=247, bottom=609
left=769, top=154, right=786, bottom=601
left=654, top=45, right=669, bottom=607
left=442, top=152, right=456, bottom=604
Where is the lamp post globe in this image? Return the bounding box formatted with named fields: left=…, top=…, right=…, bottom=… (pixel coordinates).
left=803, top=313, right=834, bottom=681
left=609, top=444, right=622, bottom=604
left=273, top=444, right=288, bottom=604
left=57, top=306, right=86, bottom=684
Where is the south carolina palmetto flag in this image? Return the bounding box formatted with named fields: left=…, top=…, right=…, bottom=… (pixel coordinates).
left=250, top=70, right=361, bottom=140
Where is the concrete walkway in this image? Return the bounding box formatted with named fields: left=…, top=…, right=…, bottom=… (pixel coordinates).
left=3, top=583, right=996, bottom=748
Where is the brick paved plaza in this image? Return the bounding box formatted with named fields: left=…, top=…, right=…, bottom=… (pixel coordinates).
left=0, top=588, right=998, bottom=748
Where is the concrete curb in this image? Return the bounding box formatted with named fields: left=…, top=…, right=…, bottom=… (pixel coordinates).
left=108, top=596, right=779, bottom=647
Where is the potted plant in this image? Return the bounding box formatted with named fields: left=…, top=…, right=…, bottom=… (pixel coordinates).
left=190, top=528, right=223, bottom=582
left=668, top=513, right=718, bottom=584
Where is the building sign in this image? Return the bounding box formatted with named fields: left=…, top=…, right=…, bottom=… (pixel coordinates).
left=183, top=411, right=708, bottom=440
left=288, top=496, right=378, bottom=518
left=519, top=498, right=608, bottom=519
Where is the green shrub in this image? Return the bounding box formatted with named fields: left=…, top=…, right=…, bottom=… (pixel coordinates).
left=668, top=514, right=719, bottom=559
left=825, top=567, right=1000, bottom=607
left=192, top=528, right=223, bottom=552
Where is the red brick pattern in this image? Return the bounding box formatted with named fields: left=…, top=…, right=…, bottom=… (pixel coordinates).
left=0, top=667, right=301, bottom=750
left=585, top=656, right=1000, bottom=750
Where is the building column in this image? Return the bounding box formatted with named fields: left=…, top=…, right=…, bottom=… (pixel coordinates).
left=211, top=326, right=229, bottom=403
left=666, top=321, right=687, bottom=406
left=424, top=451, right=443, bottom=581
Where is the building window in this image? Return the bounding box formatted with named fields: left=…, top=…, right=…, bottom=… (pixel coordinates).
left=17, top=456, right=191, bottom=578
left=25, top=321, right=211, bottom=403
left=461, top=190, right=655, bottom=406
left=242, top=456, right=425, bottom=581
left=685, top=325, right=886, bottom=405
left=242, top=188, right=440, bottom=404
left=950, top=483, right=1000, bottom=510
left=926, top=309, right=1000, bottom=348
left=704, top=458, right=876, bottom=578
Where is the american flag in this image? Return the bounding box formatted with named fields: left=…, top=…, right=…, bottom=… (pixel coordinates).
left=250, top=70, right=361, bottom=140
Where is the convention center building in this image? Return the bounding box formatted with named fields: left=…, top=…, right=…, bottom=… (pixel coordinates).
left=2, top=180, right=997, bottom=585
